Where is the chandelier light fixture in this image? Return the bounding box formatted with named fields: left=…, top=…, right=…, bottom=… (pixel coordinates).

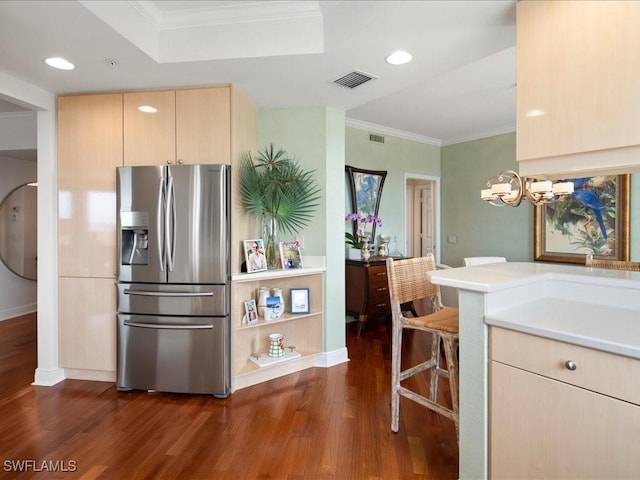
left=481, top=170, right=574, bottom=207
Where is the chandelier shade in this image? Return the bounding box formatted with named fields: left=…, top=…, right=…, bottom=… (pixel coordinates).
left=482, top=170, right=574, bottom=207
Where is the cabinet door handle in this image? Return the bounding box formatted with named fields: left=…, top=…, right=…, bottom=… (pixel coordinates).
left=564, top=360, right=577, bottom=371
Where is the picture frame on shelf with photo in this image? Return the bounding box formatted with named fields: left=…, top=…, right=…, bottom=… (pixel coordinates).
left=279, top=241, right=303, bottom=269
left=243, top=299, right=258, bottom=324
left=290, top=288, right=310, bottom=314
left=243, top=238, right=267, bottom=273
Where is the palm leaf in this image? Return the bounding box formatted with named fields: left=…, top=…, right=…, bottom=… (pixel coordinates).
left=239, top=144, right=321, bottom=235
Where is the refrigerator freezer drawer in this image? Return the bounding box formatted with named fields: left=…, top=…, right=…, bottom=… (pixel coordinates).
left=117, top=314, right=230, bottom=397
left=117, top=283, right=228, bottom=316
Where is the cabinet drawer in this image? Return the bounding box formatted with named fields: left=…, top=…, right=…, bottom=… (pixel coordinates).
left=367, top=265, right=388, bottom=285
left=367, top=295, right=389, bottom=315
left=369, top=283, right=388, bottom=297
left=490, top=327, right=640, bottom=405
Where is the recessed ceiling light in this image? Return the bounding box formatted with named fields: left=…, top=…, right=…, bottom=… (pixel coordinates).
left=44, top=57, right=75, bottom=70
left=385, top=50, right=412, bottom=65
left=138, top=105, right=158, bottom=113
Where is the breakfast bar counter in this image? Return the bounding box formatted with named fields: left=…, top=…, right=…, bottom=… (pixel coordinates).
left=428, top=262, right=640, bottom=479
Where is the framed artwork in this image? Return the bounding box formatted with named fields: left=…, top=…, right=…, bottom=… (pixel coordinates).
left=345, top=165, right=387, bottom=241
left=265, top=296, right=283, bottom=320
left=243, top=299, right=258, bottom=324
left=243, top=239, right=267, bottom=273
left=534, top=175, right=630, bottom=264
left=279, top=241, right=303, bottom=269
left=290, top=288, right=310, bottom=314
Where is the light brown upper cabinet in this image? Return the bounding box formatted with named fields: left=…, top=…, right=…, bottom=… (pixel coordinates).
left=517, top=1, right=640, bottom=178
left=57, top=93, right=123, bottom=278
left=124, top=86, right=231, bottom=166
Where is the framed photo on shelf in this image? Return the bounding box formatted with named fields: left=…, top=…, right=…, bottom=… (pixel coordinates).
left=279, top=241, right=303, bottom=269
left=266, top=296, right=283, bottom=319
left=243, top=299, right=258, bottom=324
left=290, top=288, right=310, bottom=314
left=534, top=174, right=630, bottom=264
left=243, top=239, right=267, bottom=273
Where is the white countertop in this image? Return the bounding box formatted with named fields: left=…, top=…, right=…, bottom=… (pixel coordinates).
left=428, top=261, right=640, bottom=293
left=486, top=297, right=640, bottom=359
left=429, top=262, right=640, bottom=359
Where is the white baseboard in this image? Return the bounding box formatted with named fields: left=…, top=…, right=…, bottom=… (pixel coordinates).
left=0, top=303, right=37, bottom=322
left=314, top=347, right=349, bottom=368
left=33, top=367, right=65, bottom=386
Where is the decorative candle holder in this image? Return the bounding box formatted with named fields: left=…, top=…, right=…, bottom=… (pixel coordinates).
left=268, top=333, right=284, bottom=358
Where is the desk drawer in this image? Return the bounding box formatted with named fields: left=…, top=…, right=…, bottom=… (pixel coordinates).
left=366, top=294, right=390, bottom=314
left=490, top=327, right=640, bottom=405
left=368, top=265, right=388, bottom=286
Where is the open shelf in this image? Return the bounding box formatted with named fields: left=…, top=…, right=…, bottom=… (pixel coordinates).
left=237, top=311, right=321, bottom=330
left=230, top=258, right=325, bottom=392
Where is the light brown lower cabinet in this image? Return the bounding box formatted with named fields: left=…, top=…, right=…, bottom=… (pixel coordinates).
left=58, top=277, right=117, bottom=378
left=490, top=327, right=640, bottom=479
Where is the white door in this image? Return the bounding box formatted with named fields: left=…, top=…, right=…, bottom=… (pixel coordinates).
left=406, top=176, right=439, bottom=262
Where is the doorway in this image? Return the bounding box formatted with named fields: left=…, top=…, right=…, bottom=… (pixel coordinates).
left=405, top=175, right=440, bottom=263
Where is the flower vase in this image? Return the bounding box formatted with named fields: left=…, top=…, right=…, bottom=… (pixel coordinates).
left=262, top=214, right=279, bottom=269
left=361, top=241, right=371, bottom=262
left=257, top=287, right=270, bottom=318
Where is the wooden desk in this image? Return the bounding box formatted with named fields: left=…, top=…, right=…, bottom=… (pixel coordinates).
left=345, top=257, right=394, bottom=333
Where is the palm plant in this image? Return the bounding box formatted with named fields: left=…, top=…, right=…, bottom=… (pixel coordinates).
left=239, top=144, right=321, bottom=268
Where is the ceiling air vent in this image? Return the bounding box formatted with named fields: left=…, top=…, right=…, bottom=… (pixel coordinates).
left=333, top=70, right=377, bottom=89
left=369, top=134, right=385, bottom=144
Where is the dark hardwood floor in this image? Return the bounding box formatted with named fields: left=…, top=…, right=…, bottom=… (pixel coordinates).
left=0, top=313, right=458, bottom=479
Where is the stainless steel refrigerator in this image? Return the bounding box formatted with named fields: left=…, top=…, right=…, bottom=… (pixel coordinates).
left=116, top=164, right=230, bottom=397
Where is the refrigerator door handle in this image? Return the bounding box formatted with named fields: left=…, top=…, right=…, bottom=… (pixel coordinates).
left=166, top=174, right=176, bottom=272
left=123, top=289, right=215, bottom=297
left=157, top=176, right=165, bottom=271
left=123, top=321, right=214, bottom=330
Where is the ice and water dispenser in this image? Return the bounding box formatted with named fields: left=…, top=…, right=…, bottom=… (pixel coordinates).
left=120, top=211, right=149, bottom=265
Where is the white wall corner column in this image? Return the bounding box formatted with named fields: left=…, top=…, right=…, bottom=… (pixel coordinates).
left=35, top=104, right=64, bottom=385
left=0, top=71, right=64, bottom=385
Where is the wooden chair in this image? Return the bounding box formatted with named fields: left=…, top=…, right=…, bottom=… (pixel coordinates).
left=386, top=255, right=460, bottom=440
left=586, top=257, right=640, bottom=272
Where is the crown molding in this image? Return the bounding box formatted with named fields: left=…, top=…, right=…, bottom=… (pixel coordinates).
left=345, top=118, right=442, bottom=146
left=81, top=1, right=323, bottom=63
left=441, top=125, right=515, bottom=146
left=131, top=1, right=322, bottom=29
left=0, top=111, right=36, bottom=120
left=346, top=118, right=516, bottom=147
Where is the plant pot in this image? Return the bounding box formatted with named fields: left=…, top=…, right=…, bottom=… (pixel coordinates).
left=262, top=213, right=279, bottom=269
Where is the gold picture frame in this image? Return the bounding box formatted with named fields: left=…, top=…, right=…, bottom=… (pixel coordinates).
left=534, top=174, right=630, bottom=264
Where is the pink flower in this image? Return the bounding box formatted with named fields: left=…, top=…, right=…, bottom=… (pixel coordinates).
left=345, top=212, right=383, bottom=238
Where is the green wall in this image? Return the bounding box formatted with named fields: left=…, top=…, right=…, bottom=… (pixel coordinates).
left=256, top=109, right=639, bottom=355
left=441, top=133, right=533, bottom=267
left=441, top=132, right=639, bottom=266
left=257, top=107, right=346, bottom=353
left=345, top=127, right=440, bottom=256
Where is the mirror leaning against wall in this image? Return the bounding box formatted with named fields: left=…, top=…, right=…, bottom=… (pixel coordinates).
left=0, top=182, right=37, bottom=280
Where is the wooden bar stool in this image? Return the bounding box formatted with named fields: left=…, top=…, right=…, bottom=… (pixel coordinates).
left=386, top=255, right=460, bottom=441
left=586, top=256, right=640, bottom=272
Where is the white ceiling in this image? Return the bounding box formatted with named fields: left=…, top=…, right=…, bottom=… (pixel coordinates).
left=0, top=0, right=516, bottom=146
